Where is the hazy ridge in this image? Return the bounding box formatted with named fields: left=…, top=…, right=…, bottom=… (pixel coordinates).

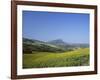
left=23, top=37, right=89, bottom=53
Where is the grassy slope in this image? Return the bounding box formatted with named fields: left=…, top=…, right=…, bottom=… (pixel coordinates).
left=23, top=48, right=89, bottom=68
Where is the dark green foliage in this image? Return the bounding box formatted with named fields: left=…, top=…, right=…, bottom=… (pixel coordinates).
left=23, top=43, right=65, bottom=53
left=23, top=38, right=65, bottom=53
left=23, top=44, right=33, bottom=53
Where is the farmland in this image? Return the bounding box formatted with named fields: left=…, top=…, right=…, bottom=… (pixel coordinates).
left=23, top=48, right=89, bottom=68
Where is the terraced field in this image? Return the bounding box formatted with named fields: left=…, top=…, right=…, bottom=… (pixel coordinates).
left=23, top=48, right=89, bottom=68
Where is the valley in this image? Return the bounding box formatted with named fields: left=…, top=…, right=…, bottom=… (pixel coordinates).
left=23, top=38, right=89, bottom=68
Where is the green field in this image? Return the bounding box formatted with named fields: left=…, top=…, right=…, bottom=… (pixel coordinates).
left=23, top=48, right=89, bottom=68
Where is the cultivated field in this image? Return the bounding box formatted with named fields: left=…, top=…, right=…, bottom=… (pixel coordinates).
left=23, top=48, right=89, bottom=68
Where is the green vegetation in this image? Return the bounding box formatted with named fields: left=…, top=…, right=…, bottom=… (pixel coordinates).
left=23, top=38, right=90, bottom=68
left=23, top=48, right=89, bottom=68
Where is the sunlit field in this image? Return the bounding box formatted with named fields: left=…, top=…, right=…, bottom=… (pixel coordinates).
left=23, top=48, right=89, bottom=68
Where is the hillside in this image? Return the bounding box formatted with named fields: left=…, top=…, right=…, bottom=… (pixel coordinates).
left=23, top=48, right=89, bottom=68
left=48, top=39, right=75, bottom=50
left=23, top=38, right=65, bottom=53
left=23, top=38, right=89, bottom=53
left=23, top=38, right=90, bottom=68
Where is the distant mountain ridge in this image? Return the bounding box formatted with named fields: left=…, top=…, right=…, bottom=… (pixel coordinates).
left=23, top=38, right=89, bottom=53
left=48, top=39, right=68, bottom=46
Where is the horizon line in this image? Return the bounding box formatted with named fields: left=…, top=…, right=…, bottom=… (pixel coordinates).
left=23, top=37, right=89, bottom=44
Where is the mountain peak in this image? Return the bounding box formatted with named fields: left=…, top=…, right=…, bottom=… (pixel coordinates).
left=51, top=39, right=64, bottom=42
left=48, top=39, right=67, bottom=45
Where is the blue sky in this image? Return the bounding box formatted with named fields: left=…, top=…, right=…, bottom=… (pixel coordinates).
left=22, top=11, right=90, bottom=44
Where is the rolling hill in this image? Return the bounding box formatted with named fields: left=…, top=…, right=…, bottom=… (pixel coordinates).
left=23, top=48, right=89, bottom=68
left=23, top=38, right=90, bottom=68
left=23, top=38, right=65, bottom=53
left=23, top=38, right=89, bottom=53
